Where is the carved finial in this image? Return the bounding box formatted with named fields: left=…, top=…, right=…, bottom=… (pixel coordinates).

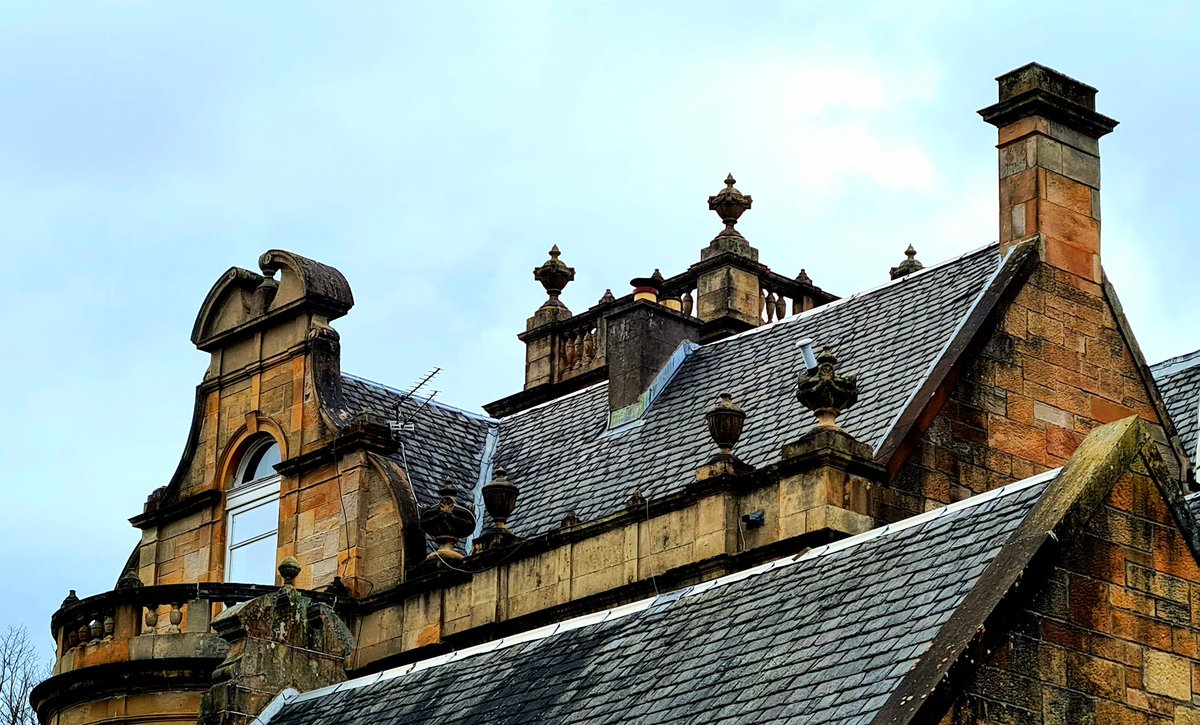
left=532, top=245, right=576, bottom=310
left=278, top=557, right=301, bottom=588
left=599, top=288, right=616, bottom=305
left=625, top=490, right=646, bottom=510
left=796, top=269, right=813, bottom=286
left=706, top=392, right=746, bottom=457
left=116, top=568, right=143, bottom=590
left=482, top=466, right=519, bottom=536
left=61, top=590, right=79, bottom=608
left=889, top=244, right=924, bottom=280
left=707, top=173, right=753, bottom=238
left=796, top=347, right=858, bottom=429
left=561, top=511, right=581, bottom=528
left=420, top=481, right=477, bottom=562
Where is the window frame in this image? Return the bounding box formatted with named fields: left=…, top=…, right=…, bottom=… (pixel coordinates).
left=224, top=438, right=282, bottom=583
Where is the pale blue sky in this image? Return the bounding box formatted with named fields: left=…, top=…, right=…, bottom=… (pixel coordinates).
left=2, top=2, right=1197, bottom=651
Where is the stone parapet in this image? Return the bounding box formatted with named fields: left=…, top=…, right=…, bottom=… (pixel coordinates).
left=346, top=423, right=885, bottom=674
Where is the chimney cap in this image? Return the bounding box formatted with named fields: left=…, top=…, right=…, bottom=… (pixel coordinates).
left=979, top=62, right=1118, bottom=139
left=995, top=62, right=1098, bottom=107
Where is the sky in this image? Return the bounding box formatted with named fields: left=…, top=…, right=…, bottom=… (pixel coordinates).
left=1, top=2, right=1198, bottom=654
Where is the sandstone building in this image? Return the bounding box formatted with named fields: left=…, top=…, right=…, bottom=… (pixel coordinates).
left=32, top=63, right=1200, bottom=724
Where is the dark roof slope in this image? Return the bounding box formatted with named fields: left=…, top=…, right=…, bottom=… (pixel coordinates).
left=339, top=375, right=498, bottom=510
left=1187, top=492, right=1200, bottom=523
left=266, top=470, right=1055, bottom=725
left=1152, top=349, right=1200, bottom=462
left=497, top=243, right=1007, bottom=538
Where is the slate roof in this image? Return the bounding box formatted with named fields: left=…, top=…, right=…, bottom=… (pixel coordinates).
left=495, top=243, right=1007, bottom=538
left=265, top=469, right=1056, bottom=725
left=1187, top=492, right=1200, bottom=523
left=338, top=374, right=498, bottom=511
left=1152, top=349, right=1200, bottom=463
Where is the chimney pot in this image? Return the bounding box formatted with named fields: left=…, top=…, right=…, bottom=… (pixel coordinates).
left=629, top=269, right=665, bottom=304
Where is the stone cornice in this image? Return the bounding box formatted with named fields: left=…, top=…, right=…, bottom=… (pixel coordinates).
left=273, top=420, right=398, bottom=477
left=129, top=489, right=221, bottom=531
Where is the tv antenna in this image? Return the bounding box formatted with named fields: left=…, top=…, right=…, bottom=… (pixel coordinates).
left=389, top=367, right=441, bottom=436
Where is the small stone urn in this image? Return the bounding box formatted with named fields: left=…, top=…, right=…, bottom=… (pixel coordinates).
left=420, top=482, right=477, bottom=562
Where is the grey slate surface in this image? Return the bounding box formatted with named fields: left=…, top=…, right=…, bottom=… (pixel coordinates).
left=1187, top=492, right=1200, bottom=523
left=339, top=374, right=498, bottom=510
left=1152, top=349, right=1200, bottom=463
left=267, top=471, right=1052, bottom=725
left=495, top=244, right=1004, bottom=539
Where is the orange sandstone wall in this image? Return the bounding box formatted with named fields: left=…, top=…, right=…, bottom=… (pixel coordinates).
left=888, top=262, right=1172, bottom=521
left=944, top=471, right=1200, bottom=723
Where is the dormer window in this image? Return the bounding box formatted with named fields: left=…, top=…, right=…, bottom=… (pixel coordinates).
left=225, top=438, right=281, bottom=584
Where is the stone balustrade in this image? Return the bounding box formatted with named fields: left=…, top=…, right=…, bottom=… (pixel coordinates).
left=50, top=582, right=343, bottom=673
left=37, top=582, right=347, bottom=724
left=557, top=309, right=606, bottom=380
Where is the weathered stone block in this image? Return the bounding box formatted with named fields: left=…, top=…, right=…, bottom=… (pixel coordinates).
left=1145, top=650, right=1191, bottom=701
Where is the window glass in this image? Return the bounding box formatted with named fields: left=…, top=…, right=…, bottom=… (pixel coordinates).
left=228, top=536, right=278, bottom=585
left=231, top=499, right=279, bottom=543
left=240, top=442, right=281, bottom=484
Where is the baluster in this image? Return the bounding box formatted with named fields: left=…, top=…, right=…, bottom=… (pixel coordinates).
left=759, top=289, right=768, bottom=322
left=77, top=622, right=90, bottom=646
left=168, top=603, right=183, bottom=634
left=144, top=604, right=159, bottom=632
left=583, top=329, right=595, bottom=364
left=564, top=333, right=576, bottom=370
left=66, top=624, right=79, bottom=650
left=775, top=293, right=787, bottom=320
left=103, top=614, right=115, bottom=641
left=765, top=291, right=777, bottom=322
left=88, top=616, right=103, bottom=644
left=574, top=333, right=585, bottom=369
left=681, top=289, right=693, bottom=317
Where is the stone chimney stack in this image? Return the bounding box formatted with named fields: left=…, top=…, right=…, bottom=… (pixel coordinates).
left=604, top=272, right=701, bottom=418
left=979, top=63, right=1119, bottom=283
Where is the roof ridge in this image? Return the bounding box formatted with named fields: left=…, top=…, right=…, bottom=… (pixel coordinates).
left=277, top=466, right=1056, bottom=712
left=701, top=241, right=1001, bottom=350
left=342, top=372, right=500, bottom=424
left=1151, top=348, right=1200, bottom=378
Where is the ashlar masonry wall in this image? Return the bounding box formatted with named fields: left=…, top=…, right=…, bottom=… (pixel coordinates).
left=135, top=335, right=409, bottom=598
left=349, top=456, right=878, bottom=671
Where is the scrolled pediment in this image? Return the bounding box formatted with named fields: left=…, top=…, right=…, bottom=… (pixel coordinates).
left=190, top=250, right=353, bottom=351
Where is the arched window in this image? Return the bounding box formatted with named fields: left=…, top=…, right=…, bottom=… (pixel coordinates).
left=225, top=438, right=282, bottom=584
